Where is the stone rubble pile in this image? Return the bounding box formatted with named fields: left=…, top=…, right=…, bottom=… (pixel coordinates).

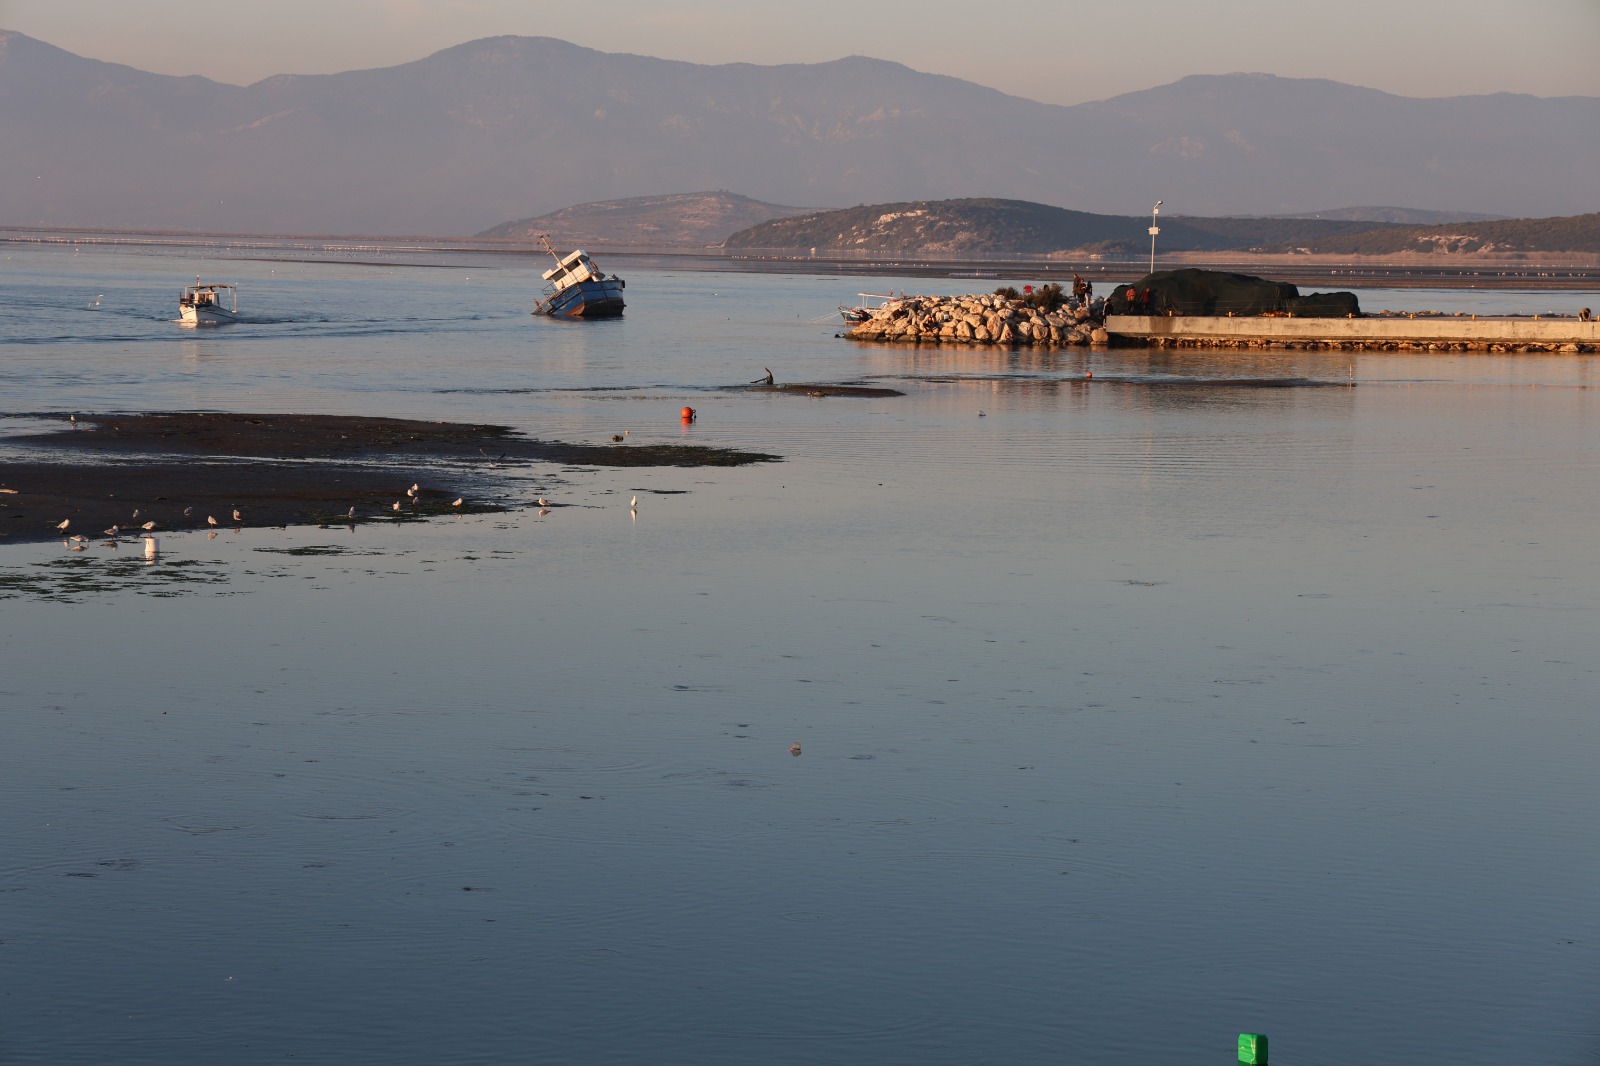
left=846, top=294, right=1110, bottom=347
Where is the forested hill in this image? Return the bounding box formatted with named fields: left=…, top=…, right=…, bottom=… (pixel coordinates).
left=1263, top=213, right=1600, bottom=255
left=722, top=199, right=1397, bottom=255
left=724, top=199, right=1600, bottom=257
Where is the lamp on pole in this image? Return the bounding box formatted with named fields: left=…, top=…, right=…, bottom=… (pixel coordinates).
left=1148, top=200, right=1162, bottom=275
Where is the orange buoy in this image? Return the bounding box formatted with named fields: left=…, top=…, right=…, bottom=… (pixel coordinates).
left=681, top=406, right=696, bottom=422
left=1085, top=370, right=1093, bottom=379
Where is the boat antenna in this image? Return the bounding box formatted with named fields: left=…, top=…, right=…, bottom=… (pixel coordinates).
left=537, top=233, right=560, bottom=262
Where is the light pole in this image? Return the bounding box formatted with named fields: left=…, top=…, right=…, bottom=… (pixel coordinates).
left=1148, top=200, right=1162, bottom=275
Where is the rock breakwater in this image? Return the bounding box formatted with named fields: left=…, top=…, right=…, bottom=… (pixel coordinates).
left=846, top=293, right=1108, bottom=347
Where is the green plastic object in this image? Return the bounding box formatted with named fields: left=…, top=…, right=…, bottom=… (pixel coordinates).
left=1238, top=1033, right=1268, bottom=1065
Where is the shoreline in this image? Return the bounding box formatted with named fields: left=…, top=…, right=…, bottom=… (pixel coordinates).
left=3, top=226, right=1597, bottom=290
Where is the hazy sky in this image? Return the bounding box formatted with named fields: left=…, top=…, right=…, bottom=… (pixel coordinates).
left=3, top=0, right=1598, bottom=105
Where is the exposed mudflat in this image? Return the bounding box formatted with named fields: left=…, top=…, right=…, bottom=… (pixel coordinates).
left=1, top=413, right=779, bottom=542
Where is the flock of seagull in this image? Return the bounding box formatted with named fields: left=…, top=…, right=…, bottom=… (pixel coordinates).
left=55, top=480, right=649, bottom=551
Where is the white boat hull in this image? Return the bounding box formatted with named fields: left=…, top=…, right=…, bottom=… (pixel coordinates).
left=179, top=304, right=238, bottom=325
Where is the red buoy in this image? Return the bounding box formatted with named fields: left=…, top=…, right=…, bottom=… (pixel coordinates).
left=681, top=406, right=696, bottom=422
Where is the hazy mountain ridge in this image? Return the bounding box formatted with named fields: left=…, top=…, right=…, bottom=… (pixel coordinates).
left=2, top=30, right=1595, bottom=235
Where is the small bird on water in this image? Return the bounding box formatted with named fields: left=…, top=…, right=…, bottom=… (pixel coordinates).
left=789, top=742, right=803, bottom=757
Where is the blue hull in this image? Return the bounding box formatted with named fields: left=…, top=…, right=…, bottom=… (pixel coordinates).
left=536, top=278, right=626, bottom=318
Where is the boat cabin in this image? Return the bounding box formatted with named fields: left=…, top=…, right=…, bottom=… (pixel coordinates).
left=541, top=250, right=604, bottom=289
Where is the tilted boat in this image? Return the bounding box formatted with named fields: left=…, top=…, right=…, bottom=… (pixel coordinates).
left=531, top=237, right=625, bottom=318
left=179, top=282, right=239, bottom=325
left=838, top=292, right=901, bottom=325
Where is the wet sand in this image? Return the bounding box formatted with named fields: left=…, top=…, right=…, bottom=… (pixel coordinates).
left=749, top=383, right=904, bottom=397
left=2, top=413, right=778, bottom=543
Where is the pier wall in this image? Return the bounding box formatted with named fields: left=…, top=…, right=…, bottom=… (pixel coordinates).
left=1107, top=315, right=1600, bottom=351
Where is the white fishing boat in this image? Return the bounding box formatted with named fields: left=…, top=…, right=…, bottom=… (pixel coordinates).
left=179, top=282, right=239, bottom=325
left=838, top=292, right=902, bottom=325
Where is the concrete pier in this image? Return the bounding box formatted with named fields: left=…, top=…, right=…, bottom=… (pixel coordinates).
left=1106, top=314, right=1599, bottom=352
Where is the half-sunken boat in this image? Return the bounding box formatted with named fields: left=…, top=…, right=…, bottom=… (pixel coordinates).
left=531, top=236, right=625, bottom=318
left=178, top=282, right=239, bottom=325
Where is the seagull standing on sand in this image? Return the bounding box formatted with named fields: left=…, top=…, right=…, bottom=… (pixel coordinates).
left=452, top=498, right=463, bottom=508
left=393, top=501, right=402, bottom=512
left=207, top=515, right=218, bottom=527
left=56, top=519, right=69, bottom=532
left=347, top=506, right=356, bottom=519
left=141, top=521, right=156, bottom=531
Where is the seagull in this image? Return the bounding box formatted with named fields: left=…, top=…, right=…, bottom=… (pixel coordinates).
left=410, top=483, right=419, bottom=493
left=68, top=534, right=88, bottom=543
left=104, top=525, right=119, bottom=537
left=393, top=501, right=402, bottom=511
left=69, top=413, right=77, bottom=423
left=789, top=742, right=803, bottom=757
left=183, top=507, right=193, bottom=517
left=131, top=509, right=139, bottom=520
left=141, top=521, right=156, bottom=531
left=233, top=509, right=242, bottom=523
left=452, top=498, right=463, bottom=507
left=536, top=497, right=548, bottom=507
left=630, top=496, right=637, bottom=508
left=347, top=506, right=356, bottom=519
left=207, top=515, right=218, bottom=527
left=56, top=519, right=69, bottom=532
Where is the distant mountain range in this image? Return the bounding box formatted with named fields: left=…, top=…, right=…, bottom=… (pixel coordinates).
left=2, top=30, right=1596, bottom=235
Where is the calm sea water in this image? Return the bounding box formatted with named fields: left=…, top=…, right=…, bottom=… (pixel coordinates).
left=3, top=244, right=1597, bottom=1065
